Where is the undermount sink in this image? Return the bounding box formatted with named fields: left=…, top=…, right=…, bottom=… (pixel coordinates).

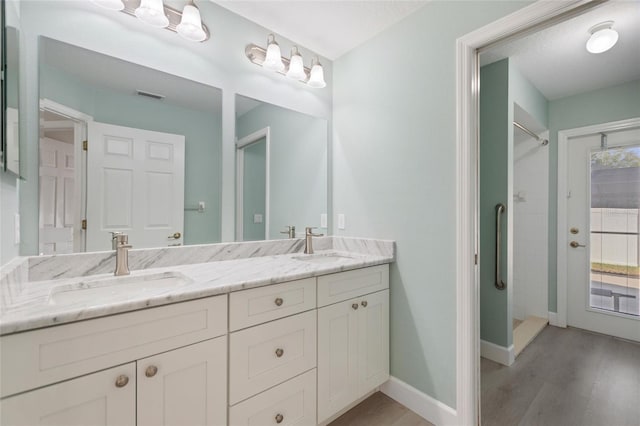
left=48, top=271, right=192, bottom=305
left=293, top=253, right=356, bottom=264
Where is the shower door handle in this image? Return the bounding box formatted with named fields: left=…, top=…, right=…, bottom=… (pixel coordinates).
left=495, top=203, right=506, bottom=290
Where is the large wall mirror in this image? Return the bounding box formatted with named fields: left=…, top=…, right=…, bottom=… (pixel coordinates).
left=235, top=95, right=327, bottom=241
left=37, top=37, right=222, bottom=254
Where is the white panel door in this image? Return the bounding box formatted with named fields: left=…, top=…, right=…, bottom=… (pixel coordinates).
left=566, top=127, right=640, bottom=341
left=137, top=337, right=227, bottom=426
left=39, top=137, right=75, bottom=255
left=86, top=122, right=185, bottom=251
left=358, top=290, right=389, bottom=396
left=0, top=363, right=135, bottom=426
left=317, top=298, right=359, bottom=423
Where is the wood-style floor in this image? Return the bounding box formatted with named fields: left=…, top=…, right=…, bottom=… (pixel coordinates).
left=329, top=392, right=434, bottom=426
left=482, top=325, right=640, bottom=426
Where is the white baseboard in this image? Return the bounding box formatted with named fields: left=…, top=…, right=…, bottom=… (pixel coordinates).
left=548, top=311, right=565, bottom=327
left=480, top=339, right=514, bottom=366
left=380, top=376, right=458, bottom=426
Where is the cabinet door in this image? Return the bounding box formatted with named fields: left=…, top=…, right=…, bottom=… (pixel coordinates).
left=0, top=363, right=135, bottom=426
left=317, top=298, right=359, bottom=423
left=358, top=289, right=389, bottom=396
left=137, top=337, right=227, bottom=426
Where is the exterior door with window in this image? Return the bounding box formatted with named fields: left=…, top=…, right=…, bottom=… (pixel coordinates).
left=566, top=127, right=640, bottom=342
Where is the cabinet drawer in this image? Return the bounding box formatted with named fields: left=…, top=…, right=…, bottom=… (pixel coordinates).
left=0, top=295, right=227, bottom=398
left=229, top=310, right=316, bottom=405
left=317, top=264, right=389, bottom=307
left=229, top=369, right=316, bottom=426
left=230, top=278, right=316, bottom=331
left=1, top=363, right=135, bottom=426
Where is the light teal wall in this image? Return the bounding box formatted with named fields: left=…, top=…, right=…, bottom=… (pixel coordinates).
left=479, top=59, right=510, bottom=347
left=237, top=102, right=327, bottom=238
left=40, top=64, right=222, bottom=245
left=479, top=58, right=549, bottom=348
left=17, top=0, right=332, bottom=254
left=242, top=138, right=266, bottom=241
left=333, top=1, right=530, bottom=408
left=547, top=79, right=640, bottom=312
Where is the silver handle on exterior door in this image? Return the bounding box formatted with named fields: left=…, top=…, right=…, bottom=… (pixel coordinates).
left=495, top=203, right=506, bottom=290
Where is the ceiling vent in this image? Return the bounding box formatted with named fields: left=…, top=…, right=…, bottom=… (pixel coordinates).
left=136, top=90, right=165, bottom=100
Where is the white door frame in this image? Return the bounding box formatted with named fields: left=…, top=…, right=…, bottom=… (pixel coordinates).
left=455, top=1, right=596, bottom=424
left=556, top=117, right=640, bottom=328
left=39, top=99, right=93, bottom=252
left=235, top=127, right=270, bottom=241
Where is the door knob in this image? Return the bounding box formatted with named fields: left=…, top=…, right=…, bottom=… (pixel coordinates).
left=570, top=241, right=586, bottom=248
left=274, top=297, right=284, bottom=306
left=168, top=232, right=181, bottom=240
left=145, top=365, right=158, bottom=378
left=115, top=375, right=129, bottom=388
left=352, top=303, right=359, bottom=310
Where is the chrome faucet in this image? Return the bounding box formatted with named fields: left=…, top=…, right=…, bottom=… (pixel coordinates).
left=113, top=234, right=132, bottom=276
left=280, top=225, right=296, bottom=239
left=304, top=227, right=324, bottom=254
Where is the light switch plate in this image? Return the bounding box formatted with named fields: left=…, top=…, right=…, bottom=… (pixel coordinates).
left=338, top=214, right=345, bottom=230
left=253, top=213, right=263, bottom=224
left=320, top=213, right=327, bottom=228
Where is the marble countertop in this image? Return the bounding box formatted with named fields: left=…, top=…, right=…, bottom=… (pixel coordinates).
left=0, top=249, right=393, bottom=335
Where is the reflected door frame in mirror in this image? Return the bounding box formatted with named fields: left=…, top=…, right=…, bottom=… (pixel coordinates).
left=236, top=127, right=270, bottom=241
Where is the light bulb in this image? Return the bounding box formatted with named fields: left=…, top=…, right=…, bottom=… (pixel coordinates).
left=586, top=22, right=618, bottom=54
left=177, top=4, right=207, bottom=42
left=286, top=47, right=306, bottom=80
left=308, top=58, right=326, bottom=88
left=92, top=0, right=125, bottom=11
left=135, top=0, right=169, bottom=28
left=263, top=34, right=285, bottom=72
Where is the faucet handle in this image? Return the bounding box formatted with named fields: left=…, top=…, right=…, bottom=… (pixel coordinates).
left=280, top=225, right=293, bottom=233
left=114, top=233, right=129, bottom=245
left=305, top=227, right=324, bottom=237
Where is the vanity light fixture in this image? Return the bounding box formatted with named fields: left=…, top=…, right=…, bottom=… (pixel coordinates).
left=176, top=1, right=207, bottom=42
left=586, top=21, right=618, bottom=54
left=245, top=37, right=326, bottom=89
left=307, top=57, right=327, bottom=89
left=91, top=0, right=210, bottom=42
left=135, top=0, right=169, bottom=28
left=286, top=47, right=307, bottom=80
left=263, top=34, right=286, bottom=72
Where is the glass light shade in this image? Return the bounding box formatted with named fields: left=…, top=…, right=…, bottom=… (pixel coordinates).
left=586, top=27, right=619, bottom=54
left=92, top=0, right=125, bottom=11
left=135, top=0, right=169, bottom=28
left=286, top=53, right=306, bottom=80
left=307, top=63, right=326, bottom=88
left=263, top=41, right=285, bottom=72
left=177, top=4, right=206, bottom=42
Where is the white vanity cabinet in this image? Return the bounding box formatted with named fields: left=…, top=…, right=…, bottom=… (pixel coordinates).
left=317, top=266, right=390, bottom=424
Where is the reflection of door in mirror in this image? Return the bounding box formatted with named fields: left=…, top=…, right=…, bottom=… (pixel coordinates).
left=236, top=128, right=269, bottom=241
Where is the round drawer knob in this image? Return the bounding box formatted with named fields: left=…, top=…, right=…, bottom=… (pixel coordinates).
left=115, top=375, right=129, bottom=388
left=361, top=300, right=368, bottom=307
left=145, top=365, right=158, bottom=378
left=352, top=303, right=359, bottom=310
left=275, top=297, right=284, bottom=307
left=275, top=348, right=284, bottom=358
left=275, top=413, right=284, bottom=424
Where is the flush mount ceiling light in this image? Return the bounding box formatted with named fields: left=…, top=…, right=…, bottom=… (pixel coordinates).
left=245, top=36, right=326, bottom=89
left=92, top=0, right=210, bottom=42
left=586, top=21, right=619, bottom=54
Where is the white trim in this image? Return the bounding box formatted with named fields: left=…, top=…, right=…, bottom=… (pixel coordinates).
left=381, top=377, right=458, bottom=426
left=480, top=340, right=515, bottom=366
left=556, top=117, right=640, bottom=330
left=456, top=1, right=596, bottom=424
left=235, top=127, right=270, bottom=241
left=39, top=98, right=94, bottom=123
left=548, top=311, right=562, bottom=328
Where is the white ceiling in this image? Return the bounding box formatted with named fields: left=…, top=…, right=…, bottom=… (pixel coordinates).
left=40, top=38, right=222, bottom=113
left=212, top=0, right=429, bottom=60
left=481, top=1, right=640, bottom=100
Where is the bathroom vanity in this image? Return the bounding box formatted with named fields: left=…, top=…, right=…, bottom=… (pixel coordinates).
left=0, top=238, right=393, bottom=426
